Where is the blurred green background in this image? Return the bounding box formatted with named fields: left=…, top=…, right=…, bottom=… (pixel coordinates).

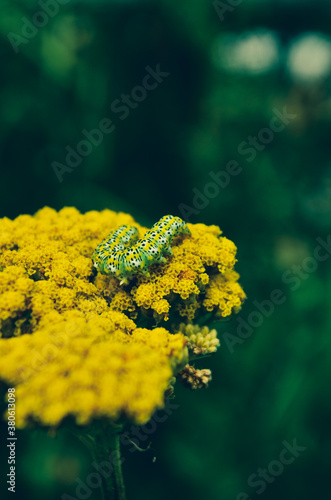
left=1, top=0, right=331, bottom=499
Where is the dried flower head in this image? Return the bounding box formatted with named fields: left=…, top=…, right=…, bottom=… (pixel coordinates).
left=178, top=365, right=212, bottom=390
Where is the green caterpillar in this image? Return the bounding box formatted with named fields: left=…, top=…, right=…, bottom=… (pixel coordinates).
left=92, top=215, right=190, bottom=284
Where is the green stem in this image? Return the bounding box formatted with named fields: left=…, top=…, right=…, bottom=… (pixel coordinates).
left=90, top=441, right=107, bottom=500
left=88, top=424, right=126, bottom=500
left=111, top=431, right=126, bottom=500
left=69, top=423, right=126, bottom=500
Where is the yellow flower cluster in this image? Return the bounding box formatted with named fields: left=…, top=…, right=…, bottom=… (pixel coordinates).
left=203, top=270, right=246, bottom=318
left=127, top=222, right=243, bottom=322
left=0, top=312, right=187, bottom=426
left=92, top=221, right=245, bottom=323
left=0, top=207, right=245, bottom=428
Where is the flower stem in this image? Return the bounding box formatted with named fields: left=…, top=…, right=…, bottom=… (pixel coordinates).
left=111, top=431, right=126, bottom=500
left=87, top=423, right=126, bottom=500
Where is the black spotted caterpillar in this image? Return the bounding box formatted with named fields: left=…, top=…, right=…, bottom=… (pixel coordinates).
left=92, top=215, right=190, bottom=284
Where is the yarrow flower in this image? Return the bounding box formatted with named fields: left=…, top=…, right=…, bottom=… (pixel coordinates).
left=0, top=207, right=245, bottom=498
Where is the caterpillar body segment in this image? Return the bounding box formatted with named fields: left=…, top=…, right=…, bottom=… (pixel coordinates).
left=92, top=215, right=190, bottom=284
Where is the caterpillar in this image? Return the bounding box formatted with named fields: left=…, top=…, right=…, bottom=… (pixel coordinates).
left=92, top=215, right=190, bottom=284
